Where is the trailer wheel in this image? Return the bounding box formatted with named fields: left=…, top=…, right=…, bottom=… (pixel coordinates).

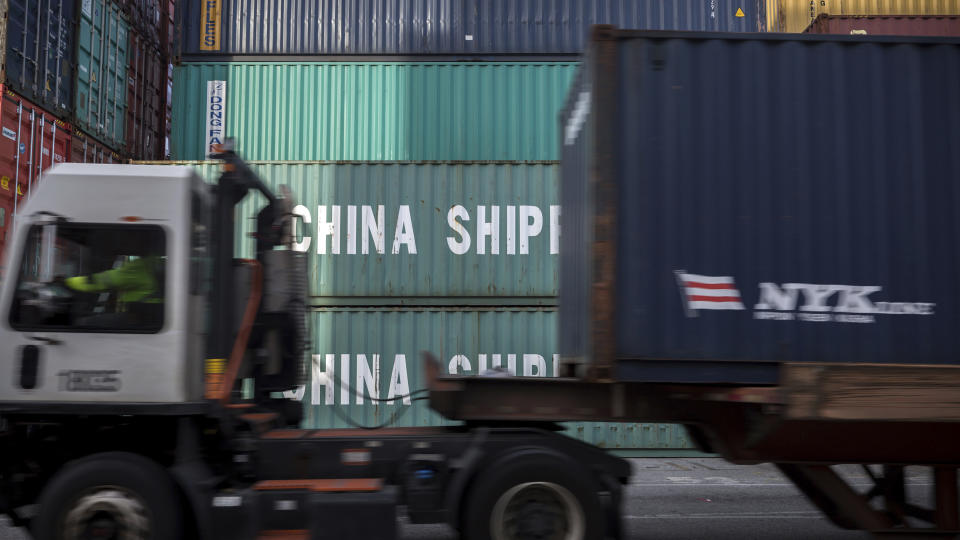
left=32, top=452, right=183, bottom=540
left=463, top=453, right=603, bottom=540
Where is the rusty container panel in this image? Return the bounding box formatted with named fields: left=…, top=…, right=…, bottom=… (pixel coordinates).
left=0, top=193, right=10, bottom=265
left=69, top=127, right=122, bottom=163
left=291, top=307, right=694, bottom=449
left=804, top=14, right=960, bottom=35
left=766, top=0, right=960, bottom=32
left=126, top=30, right=164, bottom=159
left=560, top=29, right=960, bottom=384
left=0, top=85, right=72, bottom=228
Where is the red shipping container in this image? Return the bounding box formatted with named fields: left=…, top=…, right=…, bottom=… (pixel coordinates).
left=118, top=0, right=163, bottom=45
left=0, top=85, right=72, bottom=216
left=804, top=14, right=960, bottom=36
left=127, top=31, right=164, bottom=160
left=70, top=128, right=123, bottom=164
left=0, top=191, right=12, bottom=266
left=0, top=86, right=71, bottom=265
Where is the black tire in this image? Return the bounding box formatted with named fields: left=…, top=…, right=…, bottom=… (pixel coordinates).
left=32, top=452, right=183, bottom=540
left=462, top=452, right=604, bottom=540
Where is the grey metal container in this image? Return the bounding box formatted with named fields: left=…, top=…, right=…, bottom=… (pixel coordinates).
left=560, top=27, right=960, bottom=383
left=176, top=0, right=765, bottom=58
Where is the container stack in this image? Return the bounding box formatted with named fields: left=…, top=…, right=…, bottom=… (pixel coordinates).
left=0, top=0, right=175, bottom=262
left=168, top=0, right=769, bottom=451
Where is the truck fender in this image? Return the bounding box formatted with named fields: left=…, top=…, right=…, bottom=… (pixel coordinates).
left=169, top=461, right=217, bottom=540
left=443, top=428, right=488, bottom=529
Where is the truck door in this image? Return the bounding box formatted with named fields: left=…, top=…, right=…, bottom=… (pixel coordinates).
left=1, top=221, right=183, bottom=403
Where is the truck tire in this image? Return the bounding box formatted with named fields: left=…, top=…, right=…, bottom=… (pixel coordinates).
left=462, top=453, right=603, bottom=540
left=32, top=452, right=183, bottom=540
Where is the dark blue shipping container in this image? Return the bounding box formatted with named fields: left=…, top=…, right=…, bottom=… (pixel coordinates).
left=3, top=0, right=75, bottom=117
left=176, top=0, right=764, bottom=58
left=559, top=28, right=960, bottom=384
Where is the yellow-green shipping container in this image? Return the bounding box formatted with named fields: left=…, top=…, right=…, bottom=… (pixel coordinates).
left=766, top=0, right=960, bottom=32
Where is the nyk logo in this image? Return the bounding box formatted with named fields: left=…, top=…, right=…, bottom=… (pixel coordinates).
left=676, top=271, right=934, bottom=324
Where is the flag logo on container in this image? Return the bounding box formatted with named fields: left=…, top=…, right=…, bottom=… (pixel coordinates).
left=675, top=271, right=745, bottom=315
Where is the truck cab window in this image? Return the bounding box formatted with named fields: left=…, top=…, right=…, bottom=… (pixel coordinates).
left=9, top=224, right=166, bottom=333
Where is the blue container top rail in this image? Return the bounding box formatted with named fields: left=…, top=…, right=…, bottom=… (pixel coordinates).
left=559, top=29, right=960, bottom=384
left=177, top=0, right=765, bottom=58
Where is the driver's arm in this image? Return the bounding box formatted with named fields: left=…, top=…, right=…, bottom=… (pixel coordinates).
left=64, top=259, right=150, bottom=293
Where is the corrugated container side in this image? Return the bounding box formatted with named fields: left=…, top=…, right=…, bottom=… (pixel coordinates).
left=174, top=161, right=561, bottom=299
left=130, top=160, right=697, bottom=449
left=293, top=307, right=694, bottom=449
left=177, top=0, right=763, bottom=57
left=0, top=192, right=10, bottom=265
left=804, top=14, right=960, bottom=35
left=126, top=31, right=163, bottom=159
left=0, top=84, right=72, bottom=222
left=558, top=64, right=592, bottom=372
left=171, top=62, right=577, bottom=161
left=160, top=0, right=173, bottom=158
left=2, top=0, right=75, bottom=117
left=69, top=127, right=122, bottom=163
left=75, top=0, right=129, bottom=151
left=118, top=0, right=163, bottom=44
left=766, top=0, right=960, bottom=32
left=562, top=31, right=960, bottom=384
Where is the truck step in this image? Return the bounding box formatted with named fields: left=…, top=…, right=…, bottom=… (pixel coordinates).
left=211, top=481, right=398, bottom=540
left=254, top=478, right=383, bottom=492
left=257, top=531, right=308, bottom=539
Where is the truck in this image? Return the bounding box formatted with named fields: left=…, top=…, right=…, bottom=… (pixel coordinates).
left=1, top=28, right=959, bottom=540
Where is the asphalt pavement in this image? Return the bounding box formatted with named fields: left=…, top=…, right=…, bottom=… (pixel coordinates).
left=2, top=458, right=935, bottom=539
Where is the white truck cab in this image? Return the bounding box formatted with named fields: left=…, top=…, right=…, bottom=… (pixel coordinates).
left=0, top=164, right=210, bottom=404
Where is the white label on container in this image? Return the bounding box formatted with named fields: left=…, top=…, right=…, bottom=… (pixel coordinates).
left=2, top=127, right=16, bottom=141
left=465, top=34, right=473, bottom=41
left=82, top=0, right=92, bottom=18
left=205, top=80, right=226, bottom=157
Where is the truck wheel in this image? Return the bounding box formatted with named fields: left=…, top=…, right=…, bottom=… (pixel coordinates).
left=32, top=452, right=183, bottom=540
left=463, top=453, right=603, bottom=540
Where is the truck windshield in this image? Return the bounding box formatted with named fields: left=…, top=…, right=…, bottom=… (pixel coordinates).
left=8, top=224, right=166, bottom=333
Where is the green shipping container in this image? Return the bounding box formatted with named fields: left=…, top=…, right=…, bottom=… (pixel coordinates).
left=171, top=62, right=577, bottom=161
left=180, top=161, right=559, bottom=301
left=137, top=160, right=697, bottom=450
left=291, top=308, right=695, bottom=450
left=75, top=0, right=128, bottom=149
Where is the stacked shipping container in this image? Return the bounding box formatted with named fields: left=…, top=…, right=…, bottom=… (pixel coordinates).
left=803, top=14, right=960, bottom=35
left=169, top=0, right=777, bottom=451
left=0, top=0, right=174, bottom=261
